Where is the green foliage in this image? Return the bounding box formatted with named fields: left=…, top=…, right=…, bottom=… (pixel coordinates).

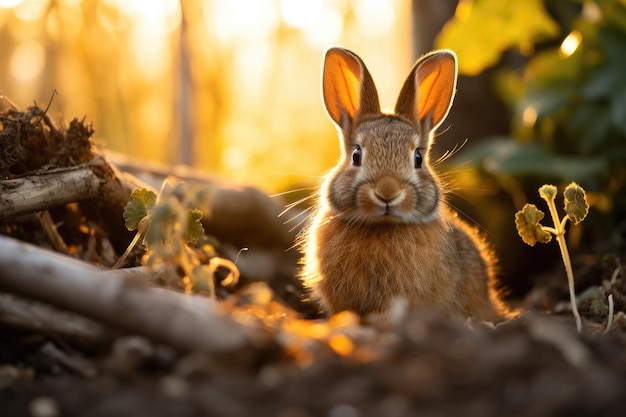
left=436, top=0, right=559, bottom=75
left=124, top=189, right=156, bottom=231
left=515, top=204, right=553, bottom=246
left=511, top=15, right=626, bottom=158
left=538, top=184, right=557, bottom=201
left=515, top=182, right=589, bottom=332
left=186, top=209, right=205, bottom=242
left=122, top=187, right=207, bottom=254
left=115, top=182, right=239, bottom=296
left=515, top=182, right=589, bottom=244
left=444, top=0, right=626, bottom=217
left=563, top=182, right=590, bottom=224
left=458, top=138, right=607, bottom=182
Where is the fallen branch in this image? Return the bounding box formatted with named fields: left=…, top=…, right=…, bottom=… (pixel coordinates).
left=0, top=165, right=103, bottom=221
left=104, top=264, right=180, bottom=288
left=0, top=234, right=269, bottom=354
left=0, top=292, right=111, bottom=348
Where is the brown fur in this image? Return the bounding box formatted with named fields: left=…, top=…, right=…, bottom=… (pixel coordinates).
left=302, top=205, right=503, bottom=321
left=300, top=47, right=509, bottom=321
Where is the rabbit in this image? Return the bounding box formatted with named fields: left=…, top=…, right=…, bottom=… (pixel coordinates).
left=299, top=46, right=509, bottom=322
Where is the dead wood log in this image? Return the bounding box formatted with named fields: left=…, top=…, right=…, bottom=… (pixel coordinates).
left=104, top=265, right=181, bottom=288
left=0, top=234, right=270, bottom=354
left=0, top=293, right=111, bottom=348
left=0, top=165, right=102, bottom=221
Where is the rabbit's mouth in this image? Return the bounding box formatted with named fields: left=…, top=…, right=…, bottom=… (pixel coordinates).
left=355, top=180, right=415, bottom=223
left=360, top=203, right=411, bottom=224
left=372, top=210, right=410, bottom=224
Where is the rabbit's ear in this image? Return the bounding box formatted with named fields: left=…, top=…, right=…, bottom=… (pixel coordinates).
left=395, top=50, right=457, bottom=137
left=322, top=47, right=380, bottom=132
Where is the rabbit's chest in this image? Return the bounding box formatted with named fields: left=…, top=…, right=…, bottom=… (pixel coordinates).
left=316, top=220, right=456, bottom=314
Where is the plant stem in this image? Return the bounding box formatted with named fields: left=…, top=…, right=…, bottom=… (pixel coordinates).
left=604, top=294, right=614, bottom=335
left=112, top=229, right=143, bottom=270
left=545, top=195, right=582, bottom=333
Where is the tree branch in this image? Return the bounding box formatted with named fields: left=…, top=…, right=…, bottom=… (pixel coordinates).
left=0, top=234, right=270, bottom=354
left=0, top=293, right=111, bottom=348
left=0, top=165, right=103, bottom=221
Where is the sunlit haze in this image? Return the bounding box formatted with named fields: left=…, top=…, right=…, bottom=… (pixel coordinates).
left=0, top=0, right=410, bottom=192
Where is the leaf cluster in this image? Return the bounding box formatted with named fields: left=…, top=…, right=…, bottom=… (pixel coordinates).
left=436, top=0, right=559, bottom=75
left=516, top=182, right=589, bottom=246
left=441, top=0, right=626, bottom=212
left=124, top=187, right=206, bottom=258
left=118, top=182, right=238, bottom=295
left=506, top=1, right=626, bottom=164
left=515, top=182, right=589, bottom=332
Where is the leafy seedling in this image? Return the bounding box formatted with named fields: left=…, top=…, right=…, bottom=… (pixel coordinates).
left=114, top=181, right=239, bottom=296
left=515, top=182, right=589, bottom=333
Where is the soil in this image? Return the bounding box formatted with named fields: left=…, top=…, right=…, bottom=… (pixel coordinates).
left=2, top=105, right=626, bottom=417
left=2, top=305, right=626, bottom=417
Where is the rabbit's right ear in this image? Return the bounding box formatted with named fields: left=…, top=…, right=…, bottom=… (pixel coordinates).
left=322, top=47, right=380, bottom=133
left=395, top=50, right=457, bottom=139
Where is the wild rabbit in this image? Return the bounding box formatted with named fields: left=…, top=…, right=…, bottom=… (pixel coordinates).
left=300, top=47, right=508, bottom=322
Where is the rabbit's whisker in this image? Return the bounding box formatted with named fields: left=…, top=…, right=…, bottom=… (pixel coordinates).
left=432, top=139, right=468, bottom=167
left=288, top=206, right=325, bottom=234
left=278, top=193, right=317, bottom=218
left=270, top=186, right=317, bottom=198
left=284, top=204, right=315, bottom=223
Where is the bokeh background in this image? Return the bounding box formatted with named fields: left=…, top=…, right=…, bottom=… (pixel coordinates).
left=0, top=0, right=413, bottom=190
left=1, top=0, right=625, bottom=295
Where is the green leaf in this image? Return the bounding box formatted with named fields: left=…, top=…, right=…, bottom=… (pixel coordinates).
left=456, top=138, right=607, bottom=181
left=519, top=88, right=574, bottom=119
left=515, top=204, right=553, bottom=246
left=435, top=0, right=559, bottom=75
left=186, top=209, right=204, bottom=242
left=538, top=184, right=557, bottom=201
left=518, top=49, right=581, bottom=118
left=123, top=188, right=157, bottom=231
left=563, top=182, right=589, bottom=224
left=566, top=102, right=613, bottom=153
left=142, top=203, right=175, bottom=249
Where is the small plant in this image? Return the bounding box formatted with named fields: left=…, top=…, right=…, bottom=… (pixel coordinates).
left=515, top=182, right=589, bottom=333
left=114, top=180, right=239, bottom=296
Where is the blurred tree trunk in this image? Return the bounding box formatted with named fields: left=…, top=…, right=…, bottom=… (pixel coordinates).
left=177, top=1, right=193, bottom=166
left=411, top=0, right=509, bottom=155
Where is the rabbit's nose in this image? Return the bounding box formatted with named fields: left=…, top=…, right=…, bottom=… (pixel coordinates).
left=374, top=176, right=403, bottom=204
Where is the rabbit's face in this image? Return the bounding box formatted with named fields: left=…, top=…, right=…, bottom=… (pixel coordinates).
left=320, top=47, right=456, bottom=227
left=327, top=115, right=440, bottom=225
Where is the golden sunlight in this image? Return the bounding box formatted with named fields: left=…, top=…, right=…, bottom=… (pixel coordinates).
left=560, top=30, right=582, bottom=57
left=0, top=0, right=22, bottom=8
left=0, top=0, right=409, bottom=192
left=522, top=106, right=538, bottom=127
left=9, top=40, right=45, bottom=82
left=14, top=0, right=49, bottom=21
left=328, top=334, right=355, bottom=356
left=210, top=0, right=279, bottom=43
left=280, top=0, right=343, bottom=47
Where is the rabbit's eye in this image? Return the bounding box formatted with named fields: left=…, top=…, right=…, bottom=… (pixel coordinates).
left=414, top=149, right=423, bottom=169
left=352, top=146, right=362, bottom=166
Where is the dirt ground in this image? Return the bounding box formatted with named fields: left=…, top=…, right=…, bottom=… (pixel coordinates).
left=2, top=305, right=626, bottom=417
left=2, top=105, right=626, bottom=417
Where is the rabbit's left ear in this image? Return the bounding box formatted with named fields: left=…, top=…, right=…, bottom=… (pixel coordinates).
left=394, top=50, right=457, bottom=138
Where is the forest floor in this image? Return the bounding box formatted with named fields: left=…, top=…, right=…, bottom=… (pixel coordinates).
left=1, top=105, right=626, bottom=417
left=2, top=288, right=626, bottom=417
